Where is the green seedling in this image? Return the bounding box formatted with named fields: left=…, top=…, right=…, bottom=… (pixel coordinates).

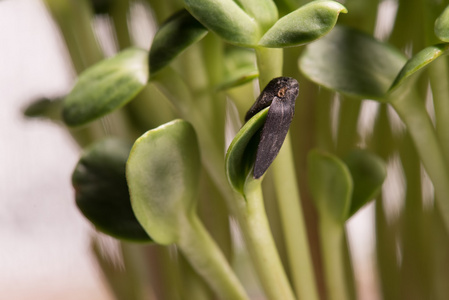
left=307, top=148, right=386, bottom=300
left=307, top=149, right=353, bottom=300
left=126, top=119, right=249, bottom=300
left=245, top=77, right=299, bottom=179
left=300, top=25, right=449, bottom=232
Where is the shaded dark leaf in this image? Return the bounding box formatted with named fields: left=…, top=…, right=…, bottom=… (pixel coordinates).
left=73, top=138, right=152, bottom=242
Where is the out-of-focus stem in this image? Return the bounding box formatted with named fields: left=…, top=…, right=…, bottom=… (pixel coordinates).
left=319, top=217, right=349, bottom=300
left=429, top=57, right=449, bottom=159
left=390, top=91, right=449, bottom=232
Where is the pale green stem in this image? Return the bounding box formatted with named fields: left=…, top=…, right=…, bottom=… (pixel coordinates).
left=255, top=47, right=318, bottom=300
left=45, top=0, right=137, bottom=144
left=319, top=217, right=349, bottom=300
left=429, top=58, right=449, bottom=158
left=237, top=179, right=296, bottom=300
left=44, top=0, right=103, bottom=72
left=177, top=253, right=213, bottom=300
left=178, top=214, right=250, bottom=300
left=255, top=47, right=283, bottom=88
left=121, top=242, right=155, bottom=300
left=109, top=0, right=132, bottom=50
left=336, top=97, right=361, bottom=156
left=375, top=195, right=400, bottom=300
left=316, top=89, right=335, bottom=151
left=147, top=246, right=183, bottom=300
left=272, top=134, right=320, bottom=300
left=389, top=92, right=449, bottom=232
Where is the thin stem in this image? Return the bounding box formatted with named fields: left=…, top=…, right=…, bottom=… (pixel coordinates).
left=177, top=253, right=213, bottom=300
left=121, top=242, right=155, bottom=300
left=319, top=217, right=349, bottom=300
left=146, top=246, right=183, bottom=300
left=316, top=89, right=335, bottom=151
left=429, top=57, right=449, bottom=158
left=237, top=179, right=296, bottom=300
left=178, top=214, right=250, bottom=300
left=336, top=96, right=361, bottom=156
left=271, top=134, right=320, bottom=300
left=255, top=47, right=318, bottom=300
left=45, top=0, right=103, bottom=72
left=153, top=68, right=233, bottom=202
left=390, top=92, right=449, bottom=232
left=109, top=0, right=132, bottom=50
left=255, top=47, right=283, bottom=88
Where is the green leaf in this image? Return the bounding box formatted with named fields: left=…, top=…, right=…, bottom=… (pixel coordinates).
left=258, top=0, right=347, bottom=48
left=184, top=0, right=260, bottom=46
left=343, top=149, right=387, bottom=219
left=307, top=149, right=352, bottom=223
left=63, top=48, right=149, bottom=127
left=234, top=0, right=278, bottom=32
left=225, top=108, right=269, bottom=193
left=72, top=138, right=152, bottom=242
left=23, top=97, right=63, bottom=122
left=126, top=119, right=201, bottom=245
left=299, top=26, right=407, bottom=100
left=389, top=44, right=449, bottom=92
left=149, top=9, right=208, bottom=76
left=435, top=5, right=449, bottom=42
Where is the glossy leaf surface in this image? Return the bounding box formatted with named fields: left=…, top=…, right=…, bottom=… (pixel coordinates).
left=226, top=108, right=269, bottom=193
left=72, top=138, right=152, bottom=242
left=184, top=0, right=260, bottom=46
left=343, top=149, right=386, bottom=219
left=258, top=0, right=347, bottom=48
left=63, top=48, right=148, bottom=127
left=389, top=44, right=449, bottom=92
left=308, top=149, right=352, bottom=223
left=149, top=9, right=208, bottom=76
left=126, top=120, right=201, bottom=245
left=435, top=5, right=449, bottom=42
left=299, top=26, right=406, bottom=100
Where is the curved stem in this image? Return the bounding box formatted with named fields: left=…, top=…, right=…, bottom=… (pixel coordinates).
left=178, top=214, right=249, bottom=300
left=238, top=179, right=296, bottom=300
left=389, top=92, right=449, bottom=232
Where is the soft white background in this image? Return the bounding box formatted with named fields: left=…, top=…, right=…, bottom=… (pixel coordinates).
left=0, top=0, right=378, bottom=299
left=0, top=0, right=110, bottom=298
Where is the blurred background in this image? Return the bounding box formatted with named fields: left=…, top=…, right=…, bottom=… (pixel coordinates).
left=0, top=0, right=112, bottom=298
left=0, top=0, right=376, bottom=299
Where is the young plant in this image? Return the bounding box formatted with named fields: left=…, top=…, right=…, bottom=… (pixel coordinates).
left=21, top=0, right=449, bottom=299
